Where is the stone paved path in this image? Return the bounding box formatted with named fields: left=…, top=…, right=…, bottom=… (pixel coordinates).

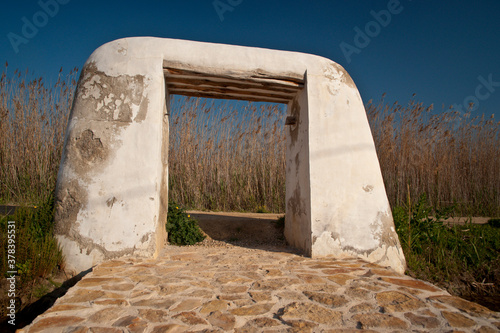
left=19, top=242, right=500, bottom=332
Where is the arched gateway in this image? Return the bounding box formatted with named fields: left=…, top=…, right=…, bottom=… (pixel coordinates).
left=55, top=37, right=406, bottom=274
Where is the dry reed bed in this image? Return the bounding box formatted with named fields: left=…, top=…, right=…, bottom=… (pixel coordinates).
left=0, top=68, right=498, bottom=216
left=367, top=95, right=499, bottom=216
left=0, top=65, right=77, bottom=204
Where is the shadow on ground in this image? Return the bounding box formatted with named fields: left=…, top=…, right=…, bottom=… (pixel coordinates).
left=0, top=269, right=92, bottom=332
left=188, top=211, right=294, bottom=250
left=1, top=212, right=292, bottom=331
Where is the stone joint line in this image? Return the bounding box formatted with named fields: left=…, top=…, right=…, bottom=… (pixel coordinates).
left=20, top=244, right=500, bottom=332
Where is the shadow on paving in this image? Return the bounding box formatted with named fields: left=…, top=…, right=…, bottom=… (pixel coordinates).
left=1, top=212, right=292, bottom=332
left=0, top=268, right=92, bottom=332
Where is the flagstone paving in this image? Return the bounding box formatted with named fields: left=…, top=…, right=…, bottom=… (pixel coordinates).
left=18, top=241, right=500, bottom=332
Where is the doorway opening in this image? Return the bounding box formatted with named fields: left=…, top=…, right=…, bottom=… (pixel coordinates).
left=163, top=65, right=304, bottom=247
left=163, top=64, right=303, bottom=212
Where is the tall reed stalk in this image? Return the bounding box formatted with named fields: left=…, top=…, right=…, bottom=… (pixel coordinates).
left=0, top=64, right=77, bottom=205
left=0, top=66, right=498, bottom=217
left=367, top=95, right=499, bottom=216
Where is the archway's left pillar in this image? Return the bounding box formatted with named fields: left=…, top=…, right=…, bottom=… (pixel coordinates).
left=54, top=39, right=168, bottom=275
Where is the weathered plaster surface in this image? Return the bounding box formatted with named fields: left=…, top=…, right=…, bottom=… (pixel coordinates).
left=55, top=37, right=405, bottom=275
left=284, top=88, right=312, bottom=254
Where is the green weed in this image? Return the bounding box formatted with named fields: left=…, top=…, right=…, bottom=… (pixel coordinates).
left=166, top=202, right=206, bottom=245
left=0, top=193, right=63, bottom=318
left=393, top=195, right=500, bottom=297
left=0, top=194, right=63, bottom=287
left=256, top=206, right=270, bottom=213
left=33, top=284, right=51, bottom=298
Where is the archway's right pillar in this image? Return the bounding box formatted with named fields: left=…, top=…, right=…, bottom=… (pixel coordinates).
left=285, top=63, right=406, bottom=274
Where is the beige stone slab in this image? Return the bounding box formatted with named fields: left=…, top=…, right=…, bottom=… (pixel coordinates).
left=20, top=244, right=500, bottom=332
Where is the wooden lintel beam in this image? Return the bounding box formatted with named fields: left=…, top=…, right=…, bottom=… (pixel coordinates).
left=169, top=89, right=290, bottom=104
left=163, top=68, right=304, bottom=89
left=165, top=76, right=299, bottom=94
left=167, top=83, right=295, bottom=99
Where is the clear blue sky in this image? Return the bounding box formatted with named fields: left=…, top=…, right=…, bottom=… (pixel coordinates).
left=1, top=0, right=499, bottom=118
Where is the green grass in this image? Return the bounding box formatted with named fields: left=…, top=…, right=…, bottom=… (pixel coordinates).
left=0, top=194, right=63, bottom=317
left=256, top=205, right=271, bottom=213
left=393, top=194, right=500, bottom=297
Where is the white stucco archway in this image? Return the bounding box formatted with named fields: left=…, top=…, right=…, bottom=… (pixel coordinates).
left=54, top=37, right=406, bottom=274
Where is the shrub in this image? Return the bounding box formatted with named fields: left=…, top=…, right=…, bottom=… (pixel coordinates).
left=0, top=193, right=63, bottom=291
left=166, top=202, right=205, bottom=245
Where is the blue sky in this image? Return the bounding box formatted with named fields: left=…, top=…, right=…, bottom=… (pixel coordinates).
left=1, top=0, right=499, bottom=118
